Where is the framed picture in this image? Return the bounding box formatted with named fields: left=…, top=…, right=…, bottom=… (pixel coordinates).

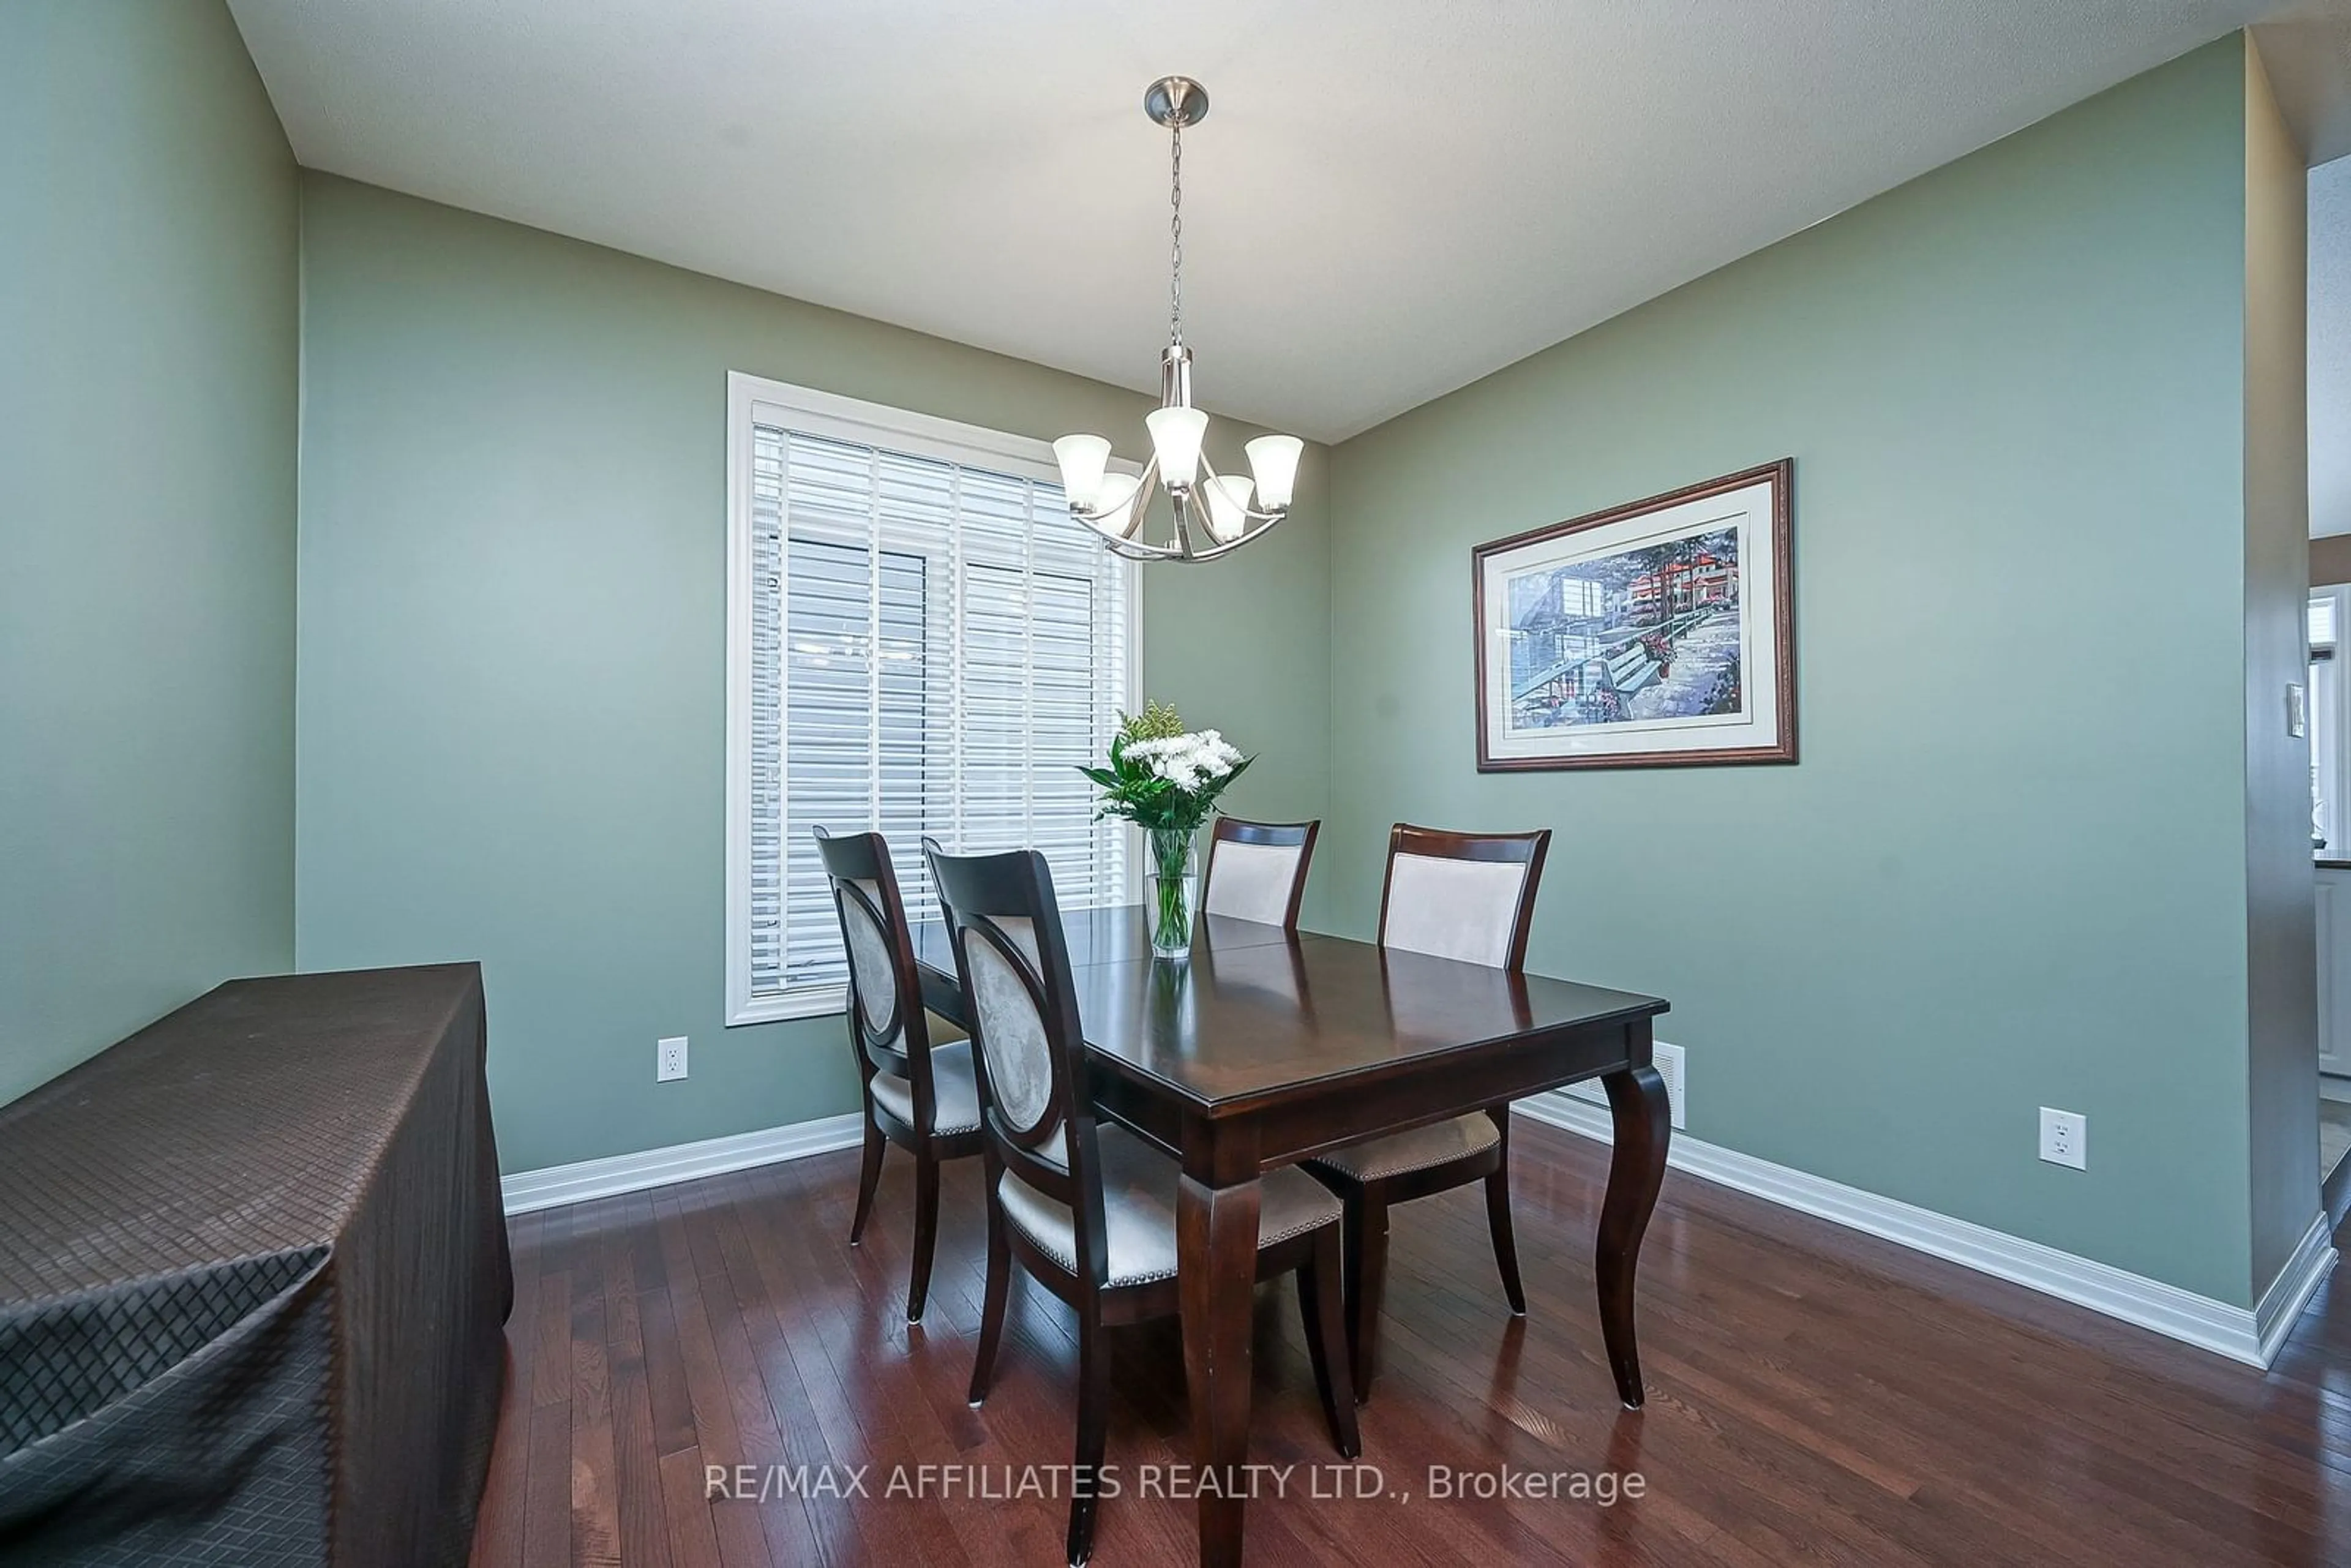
left=1474, top=460, right=1794, bottom=771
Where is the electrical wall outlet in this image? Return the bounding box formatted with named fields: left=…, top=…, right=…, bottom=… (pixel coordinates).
left=2039, top=1106, right=2086, bottom=1169
left=1564, top=1039, right=1686, bottom=1130
left=657, top=1036, right=689, bottom=1082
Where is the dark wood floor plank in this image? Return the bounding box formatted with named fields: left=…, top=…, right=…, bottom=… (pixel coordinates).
left=521, top=1393, right=574, bottom=1568
left=734, top=1159, right=974, bottom=1567
left=719, top=1165, right=928, bottom=1567
left=471, top=1119, right=2351, bottom=1566
left=676, top=1179, right=831, bottom=1568
left=656, top=1446, right=727, bottom=1568
left=653, top=1189, right=777, bottom=1568
left=569, top=1216, right=623, bottom=1568
left=601, top=1191, right=677, bottom=1568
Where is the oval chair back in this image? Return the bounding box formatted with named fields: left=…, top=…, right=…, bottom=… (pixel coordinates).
left=1376, top=823, right=1552, bottom=970
left=1201, top=816, right=1319, bottom=928
left=813, top=826, right=943, bottom=1136
left=924, top=844, right=1115, bottom=1289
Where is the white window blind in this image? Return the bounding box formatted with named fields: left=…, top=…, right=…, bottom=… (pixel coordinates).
left=727, top=375, right=1137, bottom=1024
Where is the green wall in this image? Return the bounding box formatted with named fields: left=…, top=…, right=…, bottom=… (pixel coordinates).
left=0, top=1, right=299, bottom=1106
left=1326, top=41, right=2279, bottom=1304
left=293, top=176, right=1330, bottom=1173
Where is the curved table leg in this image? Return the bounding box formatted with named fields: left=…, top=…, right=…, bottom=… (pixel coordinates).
left=1177, top=1169, right=1261, bottom=1568
left=1597, top=1063, right=1671, bottom=1409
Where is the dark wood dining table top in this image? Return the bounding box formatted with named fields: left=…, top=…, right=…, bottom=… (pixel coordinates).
left=910, top=901, right=1666, bottom=1122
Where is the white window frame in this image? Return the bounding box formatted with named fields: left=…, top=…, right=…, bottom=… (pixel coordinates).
left=724, top=371, right=1142, bottom=1025
left=2315, top=587, right=2351, bottom=859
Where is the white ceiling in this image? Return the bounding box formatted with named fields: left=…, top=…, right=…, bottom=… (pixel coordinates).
left=233, top=0, right=2335, bottom=442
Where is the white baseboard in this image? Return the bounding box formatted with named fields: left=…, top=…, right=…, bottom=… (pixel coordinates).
left=500, top=1095, right=2338, bottom=1367
left=501, top=1112, right=866, bottom=1215
left=2254, top=1206, right=2338, bottom=1364
left=1516, top=1092, right=2335, bottom=1368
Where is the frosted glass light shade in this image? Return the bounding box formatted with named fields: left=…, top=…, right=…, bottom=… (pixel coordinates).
left=1203, top=473, right=1253, bottom=542
left=1052, top=434, right=1114, bottom=511
left=1245, top=434, right=1303, bottom=511
left=1146, top=406, right=1209, bottom=489
left=1092, top=471, right=1144, bottom=536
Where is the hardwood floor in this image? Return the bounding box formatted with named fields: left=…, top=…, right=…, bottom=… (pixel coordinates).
left=468, top=1118, right=2351, bottom=1567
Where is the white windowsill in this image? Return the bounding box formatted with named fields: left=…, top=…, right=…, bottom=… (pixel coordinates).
left=726, top=985, right=849, bottom=1027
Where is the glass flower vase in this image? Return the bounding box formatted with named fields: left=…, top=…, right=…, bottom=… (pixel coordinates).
left=1147, top=826, right=1198, bottom=959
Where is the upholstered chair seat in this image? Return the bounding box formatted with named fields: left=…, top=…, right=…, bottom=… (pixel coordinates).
left=999, top=1123, right=1343, bottom=1287
left=1306, top=1112, right=1499, bottom=1184
left=866, top=1030, right=980, bottom=1137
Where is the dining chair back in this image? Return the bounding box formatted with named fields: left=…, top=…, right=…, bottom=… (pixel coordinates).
left=1377, top=823, right=1550, bottom=968
left=814, top=826, right=981, bottom=1322
left=1201, top=816, right=1319, bottom=928
left=923, top=845, right=1113, bottom=1280
left=817, top=828, right=934, bottom=1093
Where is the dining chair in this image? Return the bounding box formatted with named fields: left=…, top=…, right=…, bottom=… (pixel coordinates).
left=813, top=825, right=982, bottom=1324
left=1304, top=822, right=1553, bottom=1400
left=928, top=843, right=1359, bottom=1568
left=1200, top=816, right=1319, bottom=928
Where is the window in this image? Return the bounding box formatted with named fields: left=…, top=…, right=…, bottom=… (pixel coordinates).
left=726, top=374, right=1138, bottom=1024
left=2316, top=591, right=2346, bottom=857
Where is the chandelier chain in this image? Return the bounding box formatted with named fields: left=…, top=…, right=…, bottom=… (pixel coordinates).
left=1168, top=119, right=1184, bottom=346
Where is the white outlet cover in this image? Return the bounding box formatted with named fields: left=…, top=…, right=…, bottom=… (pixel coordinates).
left=2038, top=1106, right=2086, bottom=1169
left=657, top=1035, right=689, bottom=1082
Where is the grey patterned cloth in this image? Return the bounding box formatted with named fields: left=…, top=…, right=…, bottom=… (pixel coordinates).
left=967, top=917, right=1052, bottom=1133
left=841, top=879, right=901, bottom=1043
left=0, top=964, right=511, bottom=1567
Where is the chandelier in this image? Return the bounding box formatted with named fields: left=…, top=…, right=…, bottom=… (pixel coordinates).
left=1052, top=77, right=1303, bottom=563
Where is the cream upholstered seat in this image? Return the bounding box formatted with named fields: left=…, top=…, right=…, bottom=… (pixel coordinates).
left=999, top=1123, right=1341, bottom=1287
left=1307, top=1112, right=1500, bottom=1184
left=929, top=842, right=1358, bottom=1567
left=1304, top=822, right=1552, bottom=1401
left=1201, top=818, right=1318, bottom=928
left=816, top=827, right=983, bottom=1327
left=866, top=1033, right=981, bottom=1137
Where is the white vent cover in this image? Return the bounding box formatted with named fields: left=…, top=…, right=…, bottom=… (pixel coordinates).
left=1563, top=1040, right=1685, bottom=1130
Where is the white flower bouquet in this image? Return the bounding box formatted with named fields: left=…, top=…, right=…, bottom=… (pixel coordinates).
left=1080, top=700, right=1253, bottom=955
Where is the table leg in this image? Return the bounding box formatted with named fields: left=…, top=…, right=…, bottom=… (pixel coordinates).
left=1177, top=1169, right=1261, bottom=1568
left=1597, top=1063, right=1670, bottom=1409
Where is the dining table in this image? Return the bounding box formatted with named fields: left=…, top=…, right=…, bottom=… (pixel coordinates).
left=910, top=903, right=1673, bottom=1568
